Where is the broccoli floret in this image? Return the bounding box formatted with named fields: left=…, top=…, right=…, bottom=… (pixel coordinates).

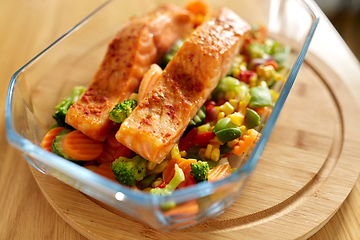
left=52, top=86, right=85, bottom=128
left=150, top=164, right=185, bottom=196
left=111, top=155, right=147, bottom=186
left=190, top=161, right=209, bottom=183
left=109, top=99, right=137, bottom=124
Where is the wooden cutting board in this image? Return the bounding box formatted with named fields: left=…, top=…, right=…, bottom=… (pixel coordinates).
left=32, top=53, right=360, bottom=239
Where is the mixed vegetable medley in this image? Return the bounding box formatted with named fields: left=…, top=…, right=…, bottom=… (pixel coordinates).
left=40, top=2, right=289, bottom=196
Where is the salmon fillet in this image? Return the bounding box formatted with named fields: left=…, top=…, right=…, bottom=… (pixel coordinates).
left=116, top=8, right=251, bottom=163
left=65, top=5, right=193, bottom=141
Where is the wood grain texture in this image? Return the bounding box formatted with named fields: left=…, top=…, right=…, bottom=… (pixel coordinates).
left=1, top=0, right=360, bottom=240
left=29, top=55, right=360, bottom=239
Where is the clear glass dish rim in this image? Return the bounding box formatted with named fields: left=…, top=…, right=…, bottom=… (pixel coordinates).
left=5, top=0, right=320, bottom=205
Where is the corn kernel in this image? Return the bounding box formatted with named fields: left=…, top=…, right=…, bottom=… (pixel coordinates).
left=210, top=148, right=220, bottom=161
left=210, top=136, right=223, bottom=146
left=205, top=144, right=213, bottom=159
left=227, top=138, right=240, bottom=148
left=263, top=65, right=275, bottom=79
left=180, top=150, right=187, bottom=157
left=217, top=111, right=225, bottom=121
left=237, top=101, right=247, bottom=115
left=213, top=106, right=221, bottom=117
left=256, top=65, right=265, bottom=77
left=171, top=144, right=181, bottom=159
left=249, top=73, right=258, bottom=88
left=274, top=73, right=282, bottom=81
left=271, top=90, right=279, bottom=102
left=198, top=148, right=206, bottom=159
left=259, top=80, right=268, bottom=88
left=197, top=123, right=210, bottom=134
left=229, top=99, right=239, bottom=109
left=239, top=63, right=247, bottom=72
left=228, top=112, right=244, bottom=126
left=220, top=102, right=235, bottom=115
left=239, top=125, right=247, bottom=135
left=225, top=91, right=236, bottom=100
left=257, top=65, right=275, bottom=79
left=146, top=161, right=157, bottom=170
left=232, top=67, right=240, bottom=79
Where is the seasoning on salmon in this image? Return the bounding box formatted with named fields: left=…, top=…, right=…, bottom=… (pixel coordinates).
left=65, top=5, right=193, bottom=141
left=116, top=7, right=251, bottom=163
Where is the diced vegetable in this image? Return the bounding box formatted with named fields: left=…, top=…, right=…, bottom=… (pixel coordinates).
left=53, top=86, right=85, bottom=128
left=232, top=129, right=260, bottom=156
left=40, top=127, right=66, bottom=152
left=108, top=99, right=137, bottom=124
left=188, top=106, right=206, bottom=128
left=150, top=164, right=185, bottom=196
left=248, top=86, right=272, bottom=108
left=111, top=155, right=147, bottom=186
left=190, top=160, right=209, bottom=183
left=62, top=130, right=103, bottom=161
left=245, top=108, right=260, bottom=129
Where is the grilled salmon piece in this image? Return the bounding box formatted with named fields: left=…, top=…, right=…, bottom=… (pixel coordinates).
left=141, top=4, right=195, bottom=59
left=65, top=5, right=193, bottom=141
left=116, top=8, right=251, bottom=163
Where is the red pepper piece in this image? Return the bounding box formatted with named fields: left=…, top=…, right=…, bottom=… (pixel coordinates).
left=192, top=131, right=215, bottom=147
left=264, top=59, right=279, bottom=69
left=157, top=181, right=168, bottom=188
left=239, top=70, right=255, bottom=83
left=204, top=100, right=216, bottom=123
left=179, top=127, right=198, bottom=151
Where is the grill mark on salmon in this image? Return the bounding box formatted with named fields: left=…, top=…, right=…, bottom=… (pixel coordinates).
left=65, top=5, right=193, bottom=141
left=116, top=7, right=251, bottom=163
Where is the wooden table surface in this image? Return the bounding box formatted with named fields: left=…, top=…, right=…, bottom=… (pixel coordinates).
left=1, top=0, right=360, bottom=239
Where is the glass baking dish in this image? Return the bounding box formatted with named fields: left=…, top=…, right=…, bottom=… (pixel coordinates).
left=5, top=0, right=319, bottom=231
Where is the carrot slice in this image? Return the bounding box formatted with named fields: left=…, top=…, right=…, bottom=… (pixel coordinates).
left=162, top=158, right=185, bottom=183
left=207, top=163, right=231, bottom=182
left=97, top=143, right=116, bottom=164
left=163, top=200, right=199, bottom=217
left=94, top=164, right=117, bottom=182
left=112, top=144, right=133, bottom=159
left=178, top=159, right=197, bottom=188
left=186, top=1, right=208, bottom=15
left=40, top=127, right=66, bottom=151
left=62, top=130, right=103, bottom=161
left=106, top=133, right=122, bottom=150
left=232, top=129, right=259, bottom=156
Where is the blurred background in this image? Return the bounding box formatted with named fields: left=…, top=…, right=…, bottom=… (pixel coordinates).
left=315, top=0, right=360, bottom=60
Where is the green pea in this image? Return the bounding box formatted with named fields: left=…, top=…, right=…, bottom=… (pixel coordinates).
left=248, top=86, right=272, bottom=108
left=215, top=128, right=241, bottom=143
left=213, top=117, right=238, bottom=134
left=245, top=108, right=260, bottom=129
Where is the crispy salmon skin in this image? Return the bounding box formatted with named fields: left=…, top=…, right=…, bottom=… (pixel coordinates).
left=116, top=7, right=251, bottom=163
left=65, top=4, right=193, bottom=141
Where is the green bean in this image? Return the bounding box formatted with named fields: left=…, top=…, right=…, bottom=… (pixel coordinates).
left=215, top=128, right=241, bottom=143
left=213, top=117, right=237, bottom=134
left=136, top=174, right=157, bottom=190
left=248, top=86, right=272, bottom=108
left=245, top=108, right=260, bottom=129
